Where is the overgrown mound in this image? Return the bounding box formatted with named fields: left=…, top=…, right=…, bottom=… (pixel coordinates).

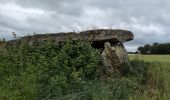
left=0, top=39, right=166, bottom=100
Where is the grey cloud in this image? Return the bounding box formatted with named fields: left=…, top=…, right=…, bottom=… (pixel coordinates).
left=14, top=0, right=83, bottom=16
left=0, top=0, right=170, bottom=51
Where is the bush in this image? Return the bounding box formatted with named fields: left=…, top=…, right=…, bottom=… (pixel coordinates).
left=0, top=39, right=102, bottom=99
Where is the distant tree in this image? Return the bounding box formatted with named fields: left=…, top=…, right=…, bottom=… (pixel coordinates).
left=143, top=44, right=151, bottom=54
left=153, top=42, right=159, bottom=46
left=137, top=46, right=145, bottom=54
left=138, top=42, right=170, bottom=54
left=151, top=42, right=159, bottom=54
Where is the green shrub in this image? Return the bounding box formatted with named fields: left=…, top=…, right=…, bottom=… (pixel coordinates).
left=0, top=39, right=102, bottom=99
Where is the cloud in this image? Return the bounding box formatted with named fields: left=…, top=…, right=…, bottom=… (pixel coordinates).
left=0, top=0, right=170, bottom=51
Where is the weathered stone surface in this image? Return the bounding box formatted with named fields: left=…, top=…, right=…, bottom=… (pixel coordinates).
left=101, top=42, right=129, bottom=75
left=7, top=29, right=134, bottom=48
left=101, top=42, right=115, bottom=74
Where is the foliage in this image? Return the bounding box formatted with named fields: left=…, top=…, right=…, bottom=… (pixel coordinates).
left=121, top=60, right=149, bottom=85
left=0, top=39, right=101, bottom=99
left=0, top=38, right=168, bottom=100
left=137, top=42, right=170, bottom=54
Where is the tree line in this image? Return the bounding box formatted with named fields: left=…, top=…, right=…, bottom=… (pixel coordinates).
left=137, top=42, right=170, bottom=54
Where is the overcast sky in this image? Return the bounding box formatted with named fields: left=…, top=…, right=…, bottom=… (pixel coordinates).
left=0, top=0, right=170, bottom=51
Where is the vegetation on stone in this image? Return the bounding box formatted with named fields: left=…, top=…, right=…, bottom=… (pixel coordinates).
left=0, top=39, right=169, bottom=100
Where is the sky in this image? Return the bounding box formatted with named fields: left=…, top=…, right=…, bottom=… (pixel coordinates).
left=0, top=0, right=170, bottom=51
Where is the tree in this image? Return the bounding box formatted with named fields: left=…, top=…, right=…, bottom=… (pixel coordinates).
left=137, top=46, right=144, bottom=54
left=137, top=42, right=170, bottom=54
left=143, top=44, right=151, bottom=54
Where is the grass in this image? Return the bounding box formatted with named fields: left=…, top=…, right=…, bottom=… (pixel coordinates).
left=129, top=54, right=170, bottom=100
left=129, top=54, right=170, bottom=63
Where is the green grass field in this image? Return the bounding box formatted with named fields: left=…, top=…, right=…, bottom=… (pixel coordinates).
left=129, top=54, right=170, bottom=63
left=129, top=54, right=170, bottom=99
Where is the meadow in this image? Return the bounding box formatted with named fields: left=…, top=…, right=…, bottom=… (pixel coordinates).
left=129, top=54, right=170, bottom=99
left=129, top=54, right=170, bottom=63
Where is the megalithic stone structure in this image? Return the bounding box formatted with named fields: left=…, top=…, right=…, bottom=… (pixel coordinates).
left=7, top=29, right=134, bottom=73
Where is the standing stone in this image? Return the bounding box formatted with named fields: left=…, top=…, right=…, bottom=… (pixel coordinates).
left=101, top=42, right=128, bottom=75
left=101, top=42, right=115, bottom=74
